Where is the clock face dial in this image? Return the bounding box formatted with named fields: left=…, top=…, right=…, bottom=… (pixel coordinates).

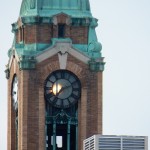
left=12, top=75, right=18, bottom=110
left=44, top=70, right=81, bottom=108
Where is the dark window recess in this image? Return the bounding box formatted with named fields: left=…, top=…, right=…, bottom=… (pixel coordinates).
left=58, top=24, right=65, bottom=38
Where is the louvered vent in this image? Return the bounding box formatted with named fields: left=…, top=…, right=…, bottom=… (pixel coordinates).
left=83, top=135, right=148, bottom=150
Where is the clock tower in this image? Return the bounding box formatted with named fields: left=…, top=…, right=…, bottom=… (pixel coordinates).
left=6, top=0, right=105, bottom=150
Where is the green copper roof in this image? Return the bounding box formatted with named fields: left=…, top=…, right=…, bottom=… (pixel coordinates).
left=20, top=0, right=92, bottom=18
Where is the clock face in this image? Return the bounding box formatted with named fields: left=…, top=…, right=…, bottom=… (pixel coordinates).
left=12, top=75, right=18, bottom=110
left=44, top=70, right=81, bottom=108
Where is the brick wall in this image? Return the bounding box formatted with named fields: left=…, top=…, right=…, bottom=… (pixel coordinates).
left=15, top=15, right=88, bottom=44
left=70, top=26, right=88, bottom=44
left=8, top=58, right=45, bottom=150
left=23, top=24, right=52, bottom=44
left=8, top=53, right=103, bottom=150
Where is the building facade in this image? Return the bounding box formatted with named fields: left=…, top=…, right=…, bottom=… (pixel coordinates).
left=83, top=135, right=148, bottom=150
left=6, top=0, right=104, bottom=150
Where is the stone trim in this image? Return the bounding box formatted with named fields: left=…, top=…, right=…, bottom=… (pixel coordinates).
left=36, top=42, right=90, bottom=64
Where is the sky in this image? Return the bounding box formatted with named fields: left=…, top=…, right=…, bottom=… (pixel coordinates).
left=0, top=0, right=150, bottom=149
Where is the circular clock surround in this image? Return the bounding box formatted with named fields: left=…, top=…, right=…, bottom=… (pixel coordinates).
left=44, top=70, right=81, bottom=108
left=11, top=75, right=18, bottom=111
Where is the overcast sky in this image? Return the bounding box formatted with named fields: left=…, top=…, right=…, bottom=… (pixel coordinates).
left=1, top=0, right=150, bottom=149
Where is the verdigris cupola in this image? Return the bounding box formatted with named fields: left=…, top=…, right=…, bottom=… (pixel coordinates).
left=8, top=0, right=104, bottom=71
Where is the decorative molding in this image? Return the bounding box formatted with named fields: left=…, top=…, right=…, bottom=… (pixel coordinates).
left=8, top=48, right=20, bottom=70
left=39, top=61, right=60, bottom=82
left=5, top=68, right=10, bottom=79
left=52, top=13, right=71, bottom=25
left=88, top=58, right=105, bottom=72
left=17, top=18, right=23, bottom=28
left=67, top=61, right=83, bottom=79
left=36, top=41, right=90, bottom=64
left=53, top=16, right=57, bottom=25
left=58, top=52, right=68, bottom=69
left=8, top=55, right=13, bottom=70
left=30, top=0, right=36, bottom=9
left=19, top=55, right=36, bottom=70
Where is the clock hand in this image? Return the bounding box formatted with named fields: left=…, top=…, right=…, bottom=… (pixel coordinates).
left=55, top=85, right=71, bottom=96
left=55, top=86, right=65, bottom=96
left=56, top=88, right=62, bottom=96
left=62, top=85, right=71, bottom=90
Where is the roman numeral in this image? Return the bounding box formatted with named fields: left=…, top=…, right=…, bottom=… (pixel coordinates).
left=71, top=80, right=79, bottom=85
left=45, top=87, right=52, bottom=91
left=62, top=99, right=70, bottom=108
left=52, top=97, right=58, bottom=105
left=46, top=93, right=53, bottom=99
left=47, top=79, right=54, bottom=83
left=65, top=73, right=70, bottom=80
left=72, top=87, right=80, bottom=92
left=71, top=93, right=79, bottom=99
left=61, top=72, right=65, bottom=78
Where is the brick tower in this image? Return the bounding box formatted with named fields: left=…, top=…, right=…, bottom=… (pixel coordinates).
left=6, top=0, right=105, bottom=149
